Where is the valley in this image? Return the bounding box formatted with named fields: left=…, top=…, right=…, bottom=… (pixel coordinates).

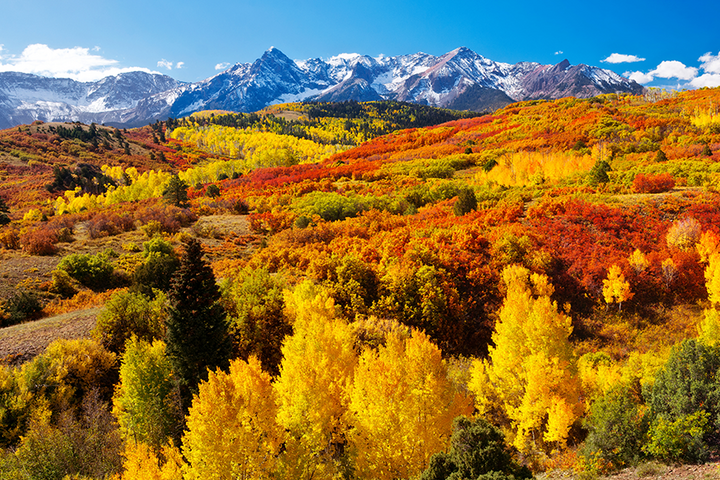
left=0, top=88, right=719, bottom=479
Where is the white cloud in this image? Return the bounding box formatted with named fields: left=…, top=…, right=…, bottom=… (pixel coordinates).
left=602, top=53, right=645, bottom=64
left=215, top=62, right=230, bottom=70
left=0, top=43, right=156, bottom=82
left=626, top=70, right=655, bottom=84
left=650, top=60, right=698, bottom=80
left=699, top=52, right=720, bottom=75
left=157, top=59, right=173, bottom=70
left=625, top=59, right=700, bottom=85
left=690, top=73, right=720, bottom=89
left=176, top=62, right=185, bottom=69
left=555, top=50, right=564, bottom=55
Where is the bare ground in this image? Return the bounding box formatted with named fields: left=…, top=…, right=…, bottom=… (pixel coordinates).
left=0, top=307, right=100, bottom=366
left=602, top=462, right=720, bottom=480
left=541, top=461, right=720, bottom=480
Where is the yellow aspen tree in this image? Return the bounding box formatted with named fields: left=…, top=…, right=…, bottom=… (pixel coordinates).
left=469, top=264, right=582, bottom=455
left=114, top=442, right=184, bottom=480
left=274, top=282, right=357, bottom=480
left=349, top=328, right=473, bottom=480
left=697, top=231, right=720, bottom=263
left=112, top=338, right=178, bottom=451
left=698, top=309, right=720, bottom=346
left=182, top=356, right=281, bottom=480
left=577, top=352, right=622, bottom=403
left=699, top=250, right=720, bottom=345
left=705, top=254, right=720, bottom=306
left=666, top=217, right=701, bottom=251
left=602, top=264, right=633, bottom=310
left=628, top=249, right=650, bottom=274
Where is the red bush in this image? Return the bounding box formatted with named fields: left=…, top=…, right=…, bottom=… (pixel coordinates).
left=87, top=212, right=135, bottom=239
left=633, top=173, right=676, bottom=193
left=21, top=226, right=58, bottom=255
left=45, top=214, right=79, bottom=242
left=134, top=204, right=197, bottom=234
left=248, top=211, right=295, bottom=235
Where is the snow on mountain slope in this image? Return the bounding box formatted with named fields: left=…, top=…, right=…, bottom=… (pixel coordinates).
left=0, top=71, right=182, bottom=129
left=0, top=47, right=643, bottom=129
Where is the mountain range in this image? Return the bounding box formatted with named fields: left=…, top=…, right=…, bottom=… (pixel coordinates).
left=0, top=46, right=644, bottom=129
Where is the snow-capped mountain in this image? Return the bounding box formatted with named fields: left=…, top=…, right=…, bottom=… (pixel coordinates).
left=0, top=47, right=643, bottom=129
left=0, top=71, right=182, bottom=129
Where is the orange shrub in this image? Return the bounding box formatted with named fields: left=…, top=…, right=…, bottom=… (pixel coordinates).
left=21, top=226, right=58, bottom=255
left=248, top=211, right=295, bottom=235
left=633, top=173, right=676, bottom=193
left=134, top=204, right=197, bottom=234
left=87, top=211, right=135, bottom=239
left=44, top=289, right=120, bottom=316
left=0, top=228, right=20, bottom=249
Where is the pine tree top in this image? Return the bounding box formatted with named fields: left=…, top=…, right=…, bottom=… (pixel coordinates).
left=169, top=238, right=220, bottom=312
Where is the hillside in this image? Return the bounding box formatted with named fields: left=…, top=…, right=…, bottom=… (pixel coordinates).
left=1, top=90, right=720, bottom=479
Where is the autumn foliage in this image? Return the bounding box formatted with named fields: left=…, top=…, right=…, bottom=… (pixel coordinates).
left=2, top=88, right=720, bottom=478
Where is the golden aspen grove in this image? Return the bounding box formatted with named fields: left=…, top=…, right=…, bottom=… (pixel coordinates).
left=2, top=88, right=720, bottom=479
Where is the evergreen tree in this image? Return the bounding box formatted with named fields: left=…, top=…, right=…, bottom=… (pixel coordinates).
left=0, top=196, right=10, bottom=225
left=588, top=159, right=611, bottom=185
left=165, top=238, right=231, bottom=408
left=454, top=187, right=477, bottom=216
left=162, top=174, right=189, bottom=207
left=205, top=184, right=221, bottom=198
left=655, top=149, right=668, bottom=162
left=421, top=417, right=531, bottom=480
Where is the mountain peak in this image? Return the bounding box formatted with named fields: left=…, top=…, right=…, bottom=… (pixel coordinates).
left=555, top=59, right=571, bottom=71
left=262, top=46, right=289, bottom=59
left=254, top=47, right=297, bottom=73
left=0, top=47, right=644, bottom=129
left=451, top=46, right=473, bottom=55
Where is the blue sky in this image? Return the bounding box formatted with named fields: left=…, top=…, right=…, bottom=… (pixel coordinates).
left=1, top=0, right=718, bottom=90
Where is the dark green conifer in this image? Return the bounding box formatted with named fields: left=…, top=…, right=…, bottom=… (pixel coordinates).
left=421, top=417, right=531, bottom=480
left=205, top=184, right=221, bottom=198
left=162, top=174, right=189, bottom=207
left=454, top=187, right=477, bottom=216
left=164, top=238, right=231, bottom=406
left=0, top=196, right=10, bottom=225
left=588, top=159, right=612, bottom=185
left=655, top=149, right=668, bottom=162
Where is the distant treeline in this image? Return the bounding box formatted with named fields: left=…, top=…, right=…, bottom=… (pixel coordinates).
left=165, top=101, right=484, bottom=146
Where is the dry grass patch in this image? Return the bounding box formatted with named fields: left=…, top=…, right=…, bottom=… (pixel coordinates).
left=0, top=307, right=100, bottom=365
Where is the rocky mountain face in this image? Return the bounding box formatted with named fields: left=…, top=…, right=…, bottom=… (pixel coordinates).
left=0, top=71, right=182, bottom=129
left=0, top=47, right=644, bottom=129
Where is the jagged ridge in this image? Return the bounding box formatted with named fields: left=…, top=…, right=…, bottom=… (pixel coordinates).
left=0, top=47, right=643, bottom=129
